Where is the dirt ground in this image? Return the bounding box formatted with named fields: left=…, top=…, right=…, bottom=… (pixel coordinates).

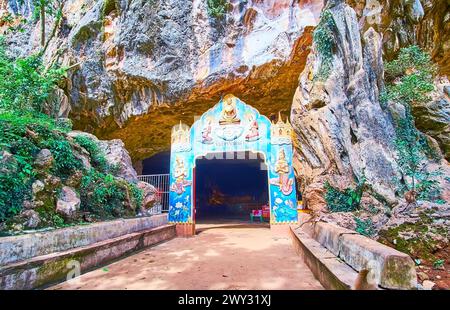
left=50, top=223, right=324, bottom=290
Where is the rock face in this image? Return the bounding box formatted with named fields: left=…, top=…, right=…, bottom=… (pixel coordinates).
left=291, top=1, right=400, bottom=206
left=6, top=0, right=322, bottom=160
left=5, top=0, right=449, bottom=162
left=349, top=0, right=449, bottom=76
left=411, top=78, right=450, bottom=160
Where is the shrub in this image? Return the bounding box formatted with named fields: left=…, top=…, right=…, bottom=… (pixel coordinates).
left=80, top=169, right=142, bottom=219
left=433, top=259, right=445, bottom=270
left=385, top=46, right=442, bottom=202
left=207, top=0, right=228, bottom=19
left=74, top=135, right=109, bottom=173
left=129, top=183, right=143, bottom=210
left=354, top=217, right=375, bottom=237
left=0, top=155, right=31, bottom=222
left=0, top=112, right=69, bottom=222
left=384, top=45, right=436, bottom=83
left=313, top=10, right=336, bottom=81
left=0, top=36, right=65, bottom=115
left=324, top=177, right=366, bottom=212
left=42, top=138, right=83, bottom=179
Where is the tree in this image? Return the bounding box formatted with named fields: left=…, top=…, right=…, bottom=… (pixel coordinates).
left=383, top=46, right=442, bottom=203
left=18, top=0, right=63, bottom=50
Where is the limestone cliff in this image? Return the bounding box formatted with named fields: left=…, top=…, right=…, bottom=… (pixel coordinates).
left=3, top=0, right=448, bottom=163
left=4, top=0, right=322, bottom=160
left=291, top=0, right=400, bottom=207
left=348, top=0, right=449, bottom=76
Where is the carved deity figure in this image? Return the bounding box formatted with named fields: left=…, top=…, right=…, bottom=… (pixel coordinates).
left=245, top=114, right=260, bottom=141
left=275, top=149, right=289, bottom=174
left=171, top=156, right=192, bottom=195
left=201, top=118, right=214, bottom=144
left=219, top=95, right=241, bottom=125
left=270, top=149, right=293, bottom=195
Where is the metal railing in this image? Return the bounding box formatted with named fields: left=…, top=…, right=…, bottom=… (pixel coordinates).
left=137, top=174, right=170, bottom=213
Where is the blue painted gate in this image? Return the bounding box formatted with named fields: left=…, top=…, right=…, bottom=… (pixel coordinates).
left=168, top=95, right=297, bottom=226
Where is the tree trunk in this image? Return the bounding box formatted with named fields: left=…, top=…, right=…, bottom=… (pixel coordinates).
left=40, top=1, right=45, bottom=47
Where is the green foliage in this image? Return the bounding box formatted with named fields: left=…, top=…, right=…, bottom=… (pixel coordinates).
left=384, top=46, right=436, bottom=107
left=80, top=169, right=141, bottom=219
left=207, top=0, right=228, bottom=19
left=74, top=135, right=109, bottom=173
left=103, top=0, right=118, bottom=17
left=415, top=169, right=444, bottom=202
left=393, top=105, right=442, bottom=200
left=43, top=138, right=83, bottom=178
left=0, top=36, right=65, bottom=115
left=432, top=259, right=445, bottom=270
left=0, top=153, right=31, bottom=221
left=354, top=217, right=375, bottom=237
left=324, top=176, right=366, bottom=212
left=394, top=108, right=424, bottom=188
left=385, top=46, right=442, bottom=202
left=0, top=113, right=68, bottom=222
left=385, top=46, right=436, bottom=81
left=313, top=10, right=335, bottom=81
left=129, top=183, right=143, bottom=210
left=0, top=112, right=144, bottom=229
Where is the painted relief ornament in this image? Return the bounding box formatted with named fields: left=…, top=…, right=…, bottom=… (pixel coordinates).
left=201, top=117, right=214, bottom=144
left=270, top=149, right=293, bottom=196
left=216, top=95, right=244, bottom=141
left=219, top=94, right=241, bottom=125
left=245, top=113, right=260, bottom=142
left=171, top=122, right=191, bottom=152
left=170, top=156, right=192, bottom=195
left=271, top=112, right=292, bottom=145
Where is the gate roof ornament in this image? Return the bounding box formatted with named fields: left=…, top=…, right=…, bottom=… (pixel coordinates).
left=271, top=112, right=293, bottom=145
left=171, top=121, right=191, bottom=152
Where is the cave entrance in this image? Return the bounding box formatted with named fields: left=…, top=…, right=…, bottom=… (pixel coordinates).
left=194, top=152, right=269, bottom=224
left=168, top=95, right=298, bottom=237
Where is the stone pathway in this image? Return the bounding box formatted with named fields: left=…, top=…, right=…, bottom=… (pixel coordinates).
left=50, top=223, right=323, bottom=290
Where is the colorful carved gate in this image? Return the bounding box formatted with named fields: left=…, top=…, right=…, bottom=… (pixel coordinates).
left=169, top=95, right=297, bottom=234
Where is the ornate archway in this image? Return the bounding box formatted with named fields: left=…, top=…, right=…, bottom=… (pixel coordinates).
left=169, top=95, right=297, bottom=236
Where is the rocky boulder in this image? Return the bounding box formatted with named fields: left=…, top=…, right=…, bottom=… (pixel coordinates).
left=68, top=131, right=138, bottom=182
left=34, top=149, right=53, bottom=170
left=137, top=181, right=158, bottom=211
left=21, top=210, right=41, bottom=229
left=56, top=186, right=80, bottom=220
left=100, top=139, right=138, bottom=182
left=0, top=150, right=17, bottom=176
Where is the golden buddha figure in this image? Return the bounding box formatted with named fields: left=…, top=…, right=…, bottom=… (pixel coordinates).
left=219, top=95, right=241, bottom=125
left=275, top=149, right=289, bottom=174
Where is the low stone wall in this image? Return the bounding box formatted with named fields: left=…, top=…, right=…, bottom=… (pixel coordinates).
left=0, top=223, right=176, bottom=290
left=0, top=214, right=168, bottom=266
left=292, top=213, right=417, bottom=290
left=290, top=226, right=358, bottom=290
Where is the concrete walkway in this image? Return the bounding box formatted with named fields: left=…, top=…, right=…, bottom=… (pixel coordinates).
left=51, top=223, right=323, bottom=290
